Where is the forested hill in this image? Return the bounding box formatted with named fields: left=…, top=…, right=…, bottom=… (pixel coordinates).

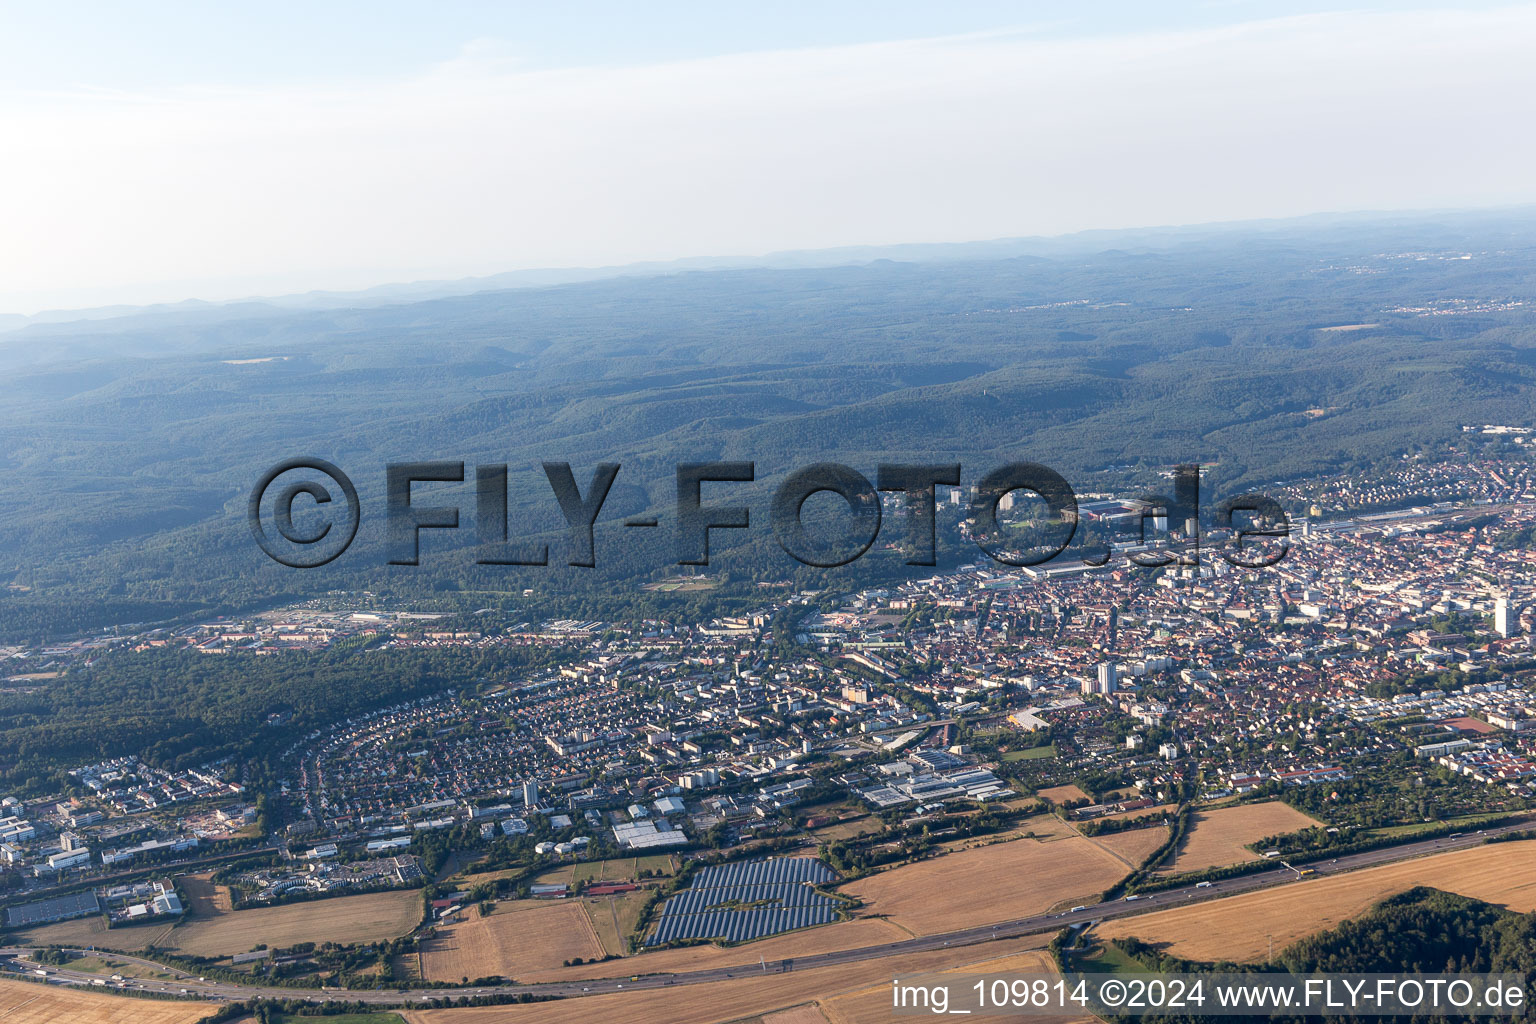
left=2, top=210, right=1536, bottom=638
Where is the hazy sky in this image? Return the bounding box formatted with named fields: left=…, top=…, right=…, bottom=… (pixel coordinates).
left=3, top=2, right=1535, bottom=314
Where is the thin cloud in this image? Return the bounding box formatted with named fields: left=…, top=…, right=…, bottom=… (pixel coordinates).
left=3, top=6, right=1535, bottom=313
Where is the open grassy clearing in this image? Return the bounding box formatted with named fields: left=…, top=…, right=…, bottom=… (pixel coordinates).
left=1072, top=939, right=1145, bottom=975
left=530, top=863, right=577, bottom=887
left=581, top=890, right=650, bottom=958
left=65, top=955, right=178, bottom=981
left=465, top=853, right=676, bottom=890
left=808, top=816, right=886, bottom=842
left=1366, top=811, right=1510, bottom=839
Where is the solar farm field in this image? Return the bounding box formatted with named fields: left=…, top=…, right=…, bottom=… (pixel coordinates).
left=648, top=857, right=840, bottom=945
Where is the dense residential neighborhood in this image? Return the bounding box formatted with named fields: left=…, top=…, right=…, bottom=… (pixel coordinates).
left=2, top=457, right=1534, bottom=908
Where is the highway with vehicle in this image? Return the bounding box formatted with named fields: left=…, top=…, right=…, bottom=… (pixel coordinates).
left=1, top=822, right=1527, bottom=1007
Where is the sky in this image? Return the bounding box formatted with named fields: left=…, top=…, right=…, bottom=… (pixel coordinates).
left=3, top=2, right=1536, bottom=314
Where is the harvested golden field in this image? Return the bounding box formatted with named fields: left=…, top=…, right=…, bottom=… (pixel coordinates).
left=755, top=1007, right=829, bottom=1024
left=936, top=811, right=1075, bottom=854
left=1162, top=802, right=1321, bottom=874
left=15, top=887, right=421, bottom=957
left=1087, top=823, right=1172, bottom=869
left=527, top=916, right=911, bottom=983
left=419, top=900, right=603, bottom=982
left=168, top=888, right=421, bottom=956
left=0, top=978, right=215, bottom=1024
left=1038, top=784, right=1090, bottom=805
left=844, top=833, right=1130, bottom=934
left=14, top=915, right=146, bottom=951
left=822, top=947, right=1092, bottom=1024
left=759, top=1007, right=831, bottom=1024
left=402, top=934, right=1058, bottom=1024
left=1102, top=840, right=1536, bottom=962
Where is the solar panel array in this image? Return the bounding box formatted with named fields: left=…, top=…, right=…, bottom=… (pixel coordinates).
left=692, top=857, right=835, bottom=889
left=646, top=856, right=839, bottom=946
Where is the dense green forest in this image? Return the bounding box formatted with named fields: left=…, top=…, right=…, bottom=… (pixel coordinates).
left=3, top=211, right=1536, bottom=640
left=0, top=645, right=570, bottom=793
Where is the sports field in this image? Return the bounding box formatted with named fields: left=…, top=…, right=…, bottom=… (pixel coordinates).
left=1161, top=801, right=1321, bottom=874
left=0, top=979, right=215, bottom=1024
left=1102, top=839, right=1536, bottom=961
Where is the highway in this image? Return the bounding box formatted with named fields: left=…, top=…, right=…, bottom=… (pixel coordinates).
left=1, top=822, right=1528, bottom=1008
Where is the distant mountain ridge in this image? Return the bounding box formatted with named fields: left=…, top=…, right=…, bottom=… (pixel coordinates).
left=2, top=205, right=1535, bottom=639
left=7, top=203, right=1532, bottom=339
